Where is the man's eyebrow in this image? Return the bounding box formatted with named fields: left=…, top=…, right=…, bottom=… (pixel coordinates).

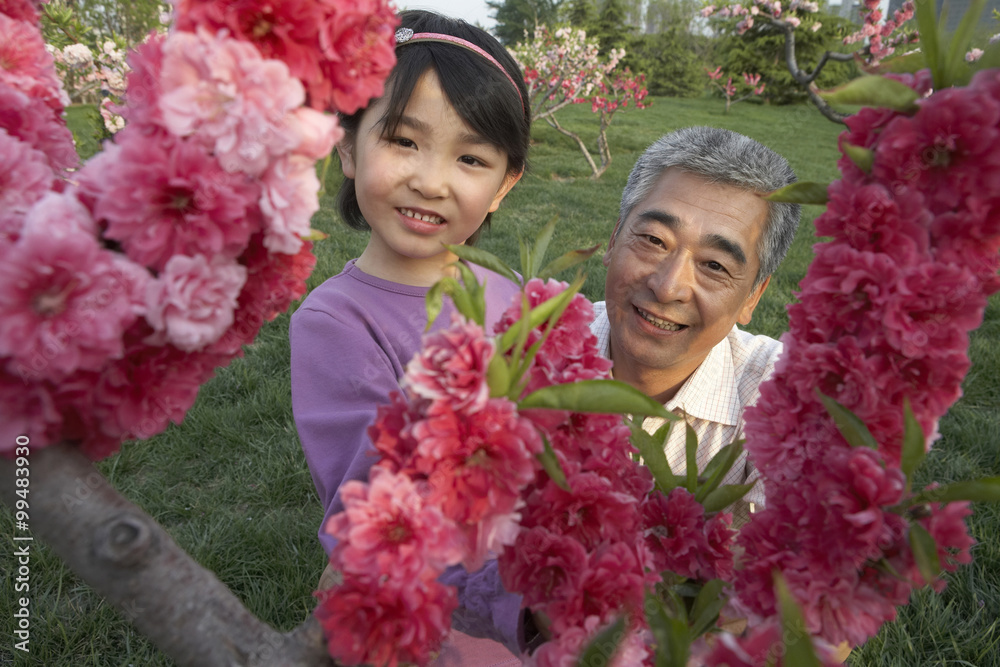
left=398, top=115, right=497, bottom=149
left=636, top=210, right=748, bottom=267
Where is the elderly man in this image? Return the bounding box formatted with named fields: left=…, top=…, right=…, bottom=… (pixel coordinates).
left=591, top=126, right=801, bottom=522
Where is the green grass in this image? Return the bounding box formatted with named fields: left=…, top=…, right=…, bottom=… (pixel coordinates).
left=2, top=96, right=999, bottom=666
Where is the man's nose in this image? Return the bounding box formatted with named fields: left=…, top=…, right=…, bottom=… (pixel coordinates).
left=647, top=254, right=695, bottom=303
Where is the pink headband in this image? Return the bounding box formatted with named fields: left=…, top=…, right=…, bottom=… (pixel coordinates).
left=395, top=28, right=525, bottom=112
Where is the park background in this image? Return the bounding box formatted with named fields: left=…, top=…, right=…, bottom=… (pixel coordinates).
left=2, top=0, right=999, bottom=665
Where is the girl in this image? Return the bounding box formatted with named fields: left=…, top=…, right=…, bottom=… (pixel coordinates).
left=289, top=10, right=530, bottom=660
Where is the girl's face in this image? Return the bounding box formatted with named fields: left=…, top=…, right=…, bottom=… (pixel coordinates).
left=339, top=69, right=520, bottom=286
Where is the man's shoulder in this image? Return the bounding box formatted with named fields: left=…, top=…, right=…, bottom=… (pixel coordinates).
left=726, top=327, right=783, bottom=399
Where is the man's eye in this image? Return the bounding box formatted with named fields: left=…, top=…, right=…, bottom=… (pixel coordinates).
left=706, top=260, right=727, bottom=273
left=644, top=235, right=664, bottom=247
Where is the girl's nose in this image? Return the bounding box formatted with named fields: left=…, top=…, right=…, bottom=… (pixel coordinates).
left=407, top=156, right=449, bottom=199
left=647, top=254, right=695, bottom=304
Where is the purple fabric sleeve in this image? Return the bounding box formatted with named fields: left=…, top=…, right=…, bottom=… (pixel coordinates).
left=290, top=259, right=525, bottom=649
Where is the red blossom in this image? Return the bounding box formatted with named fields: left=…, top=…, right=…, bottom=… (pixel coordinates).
left=403, top=316, right=495, bottom=415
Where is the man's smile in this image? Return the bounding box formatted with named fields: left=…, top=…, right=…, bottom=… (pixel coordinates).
left=635, top=306, right=687, bottom=332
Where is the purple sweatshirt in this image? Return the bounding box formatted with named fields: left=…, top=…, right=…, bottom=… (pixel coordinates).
left=289, top=259, right=525, bottom=650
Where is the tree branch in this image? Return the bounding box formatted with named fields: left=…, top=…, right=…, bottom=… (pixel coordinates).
left=0, top=444, right=335, bottom=667
left=774, top=19, right=850, bottom=125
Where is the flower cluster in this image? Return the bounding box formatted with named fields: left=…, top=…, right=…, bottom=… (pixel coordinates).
left=493, top=280, right=655, bottom=666
left=732, top=68, right=998, bottom=651
left=0, top=0, right=397, bottom=458
left=842, top=0, right=917, bottom=66
left=316, top=317, right=544, bottom=666
left=172, top=0, right=398, bottom=113
left=705, top=66, right=766, bottom=111
left=703, top=0, right=824, bottom=36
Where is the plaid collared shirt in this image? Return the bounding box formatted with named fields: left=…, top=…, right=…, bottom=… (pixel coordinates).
left=590, top=301, right=782, bottom=525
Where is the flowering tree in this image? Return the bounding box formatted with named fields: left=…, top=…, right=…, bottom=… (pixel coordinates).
left=510, top=25, right=648, bottom=179
left=705, top=65, right=766, bottom=112
left=0, top=0, right=397, bottom=663
left=703, top=0, right=917, bottom=123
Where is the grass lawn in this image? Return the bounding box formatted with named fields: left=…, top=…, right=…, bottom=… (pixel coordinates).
left=2, top=96, right=998, bottom=666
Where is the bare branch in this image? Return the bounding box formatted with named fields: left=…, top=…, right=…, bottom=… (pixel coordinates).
left=0, top=444, right=336, bottom=667
left=773, top=18, right=850, bottom=124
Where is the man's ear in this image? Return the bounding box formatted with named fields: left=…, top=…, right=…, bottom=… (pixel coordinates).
left=738, top=275, right=770, bottom=325
left=603, top=217, right=623, bottom=267
left=336, top=141, right=355, bottom=179
left=488, top=168, right=524, bottom=212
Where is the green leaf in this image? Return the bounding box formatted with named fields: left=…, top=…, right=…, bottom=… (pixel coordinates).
left=630, top=419, right=681, bottom=495
left=914, top=0, right=943, bottom=87
left=645, top=593, right=683, bottom=667
left=685, top=422, right=699, bottom=494
left=695, top=439, right=745, bottom=503
left=819, top=75, right=920, bottom=112
left=816, top=390, right=879, bottom=450
left=775, top=574, right=823, bottom=667
left=453, top=261, right=486, bottom=326
left=425, top=280, right=447, bottom=331
left=520, top=379, right=680, bottom=421
left=900, top=399, right=926, bottom=491
left=762, top=181, right=829, bottom=205
left=537, top=244, right=602, bottom=281
left=578, top=616, right=627, bottom=667
left=518, top=236, right=530, bottom=280
left=486, top=352, right=511, bottom=398
left=444, top=244, right=520, bottom=286
left=913, top=477, right=1000, bottom=504
left=690, top=579, right=726, bottom=638
left=842, top=142, right=875, bottom=174
left=529, top=215, right=559, bottom=279
left=909, top=523, right=942, bottom=586
left=537, top=437, right=570, bottom=491
left=944, top=0, right=987, bottom=87
left=701, top=483, right=754, bottom=514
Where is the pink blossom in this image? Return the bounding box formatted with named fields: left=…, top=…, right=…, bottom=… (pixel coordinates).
left=368, top=391, right=425, bottom=473
left=642, top=488, right=736, bottom=581
left=0, top=84, right=78, bottom=172
left=0, top=192, right=146, bottom=382
left=521, top=470, right=639, bottom=549
left=326, top=467, right=464, bottom=579
left=786, top=16, right=801, bottom=27
left=88, top=334, right=222, bottom=449
left=314, top=0, right=399, bottom=113
left=0, top=367, right=60, bottom=452
left=76, top=128, right=260, bottom=273
left=0, top=0, right=43, bottom=23
left=116, top=34, right=165, bottom=128
left=289, top=106, right=341, bottom=159
left=918, top=499, right=975, bottom=579
left=258, top=154, right=321, bottom=254
left=159, top=28, right=305, bottom=176
left=0, top=127, right=52, bottom=240
left=409, top=398, right=540, bottom=528
left=315, top=573, right=456, bottom=667
left=0, top=13, right=67, bottom=111
left=144, top=254, right=247, bottom=352
left=403, top=316, right=495, bottom=415
left=499, top=526, right=589, bottom=609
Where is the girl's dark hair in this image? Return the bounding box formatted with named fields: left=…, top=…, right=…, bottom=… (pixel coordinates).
left=335, top=10, right=531, bottom=245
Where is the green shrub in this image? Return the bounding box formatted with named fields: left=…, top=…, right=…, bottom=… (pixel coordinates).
left=624, top=29, right=707, bottom=98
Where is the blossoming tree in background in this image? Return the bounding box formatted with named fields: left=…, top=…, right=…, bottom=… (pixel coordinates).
left=702, top=0, right=920, bottom=123
left=510, top=25, right=648, bottom=179
left=705, top=65, right=766, bottom=112
left=0, top=0, right=397, bottom=663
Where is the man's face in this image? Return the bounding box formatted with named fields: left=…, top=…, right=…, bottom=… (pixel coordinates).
left=602, top=168, right=771, bottom=397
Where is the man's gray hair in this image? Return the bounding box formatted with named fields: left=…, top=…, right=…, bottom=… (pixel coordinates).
left=619, top=126, right=801, bottom=288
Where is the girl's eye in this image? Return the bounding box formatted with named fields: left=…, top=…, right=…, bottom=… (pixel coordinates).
left=459, top=155, right=485, bottom=167
left=390, top=137, right=415, bottom=148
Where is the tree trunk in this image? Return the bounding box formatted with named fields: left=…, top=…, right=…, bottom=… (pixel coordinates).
left=0, top=444, right=335, bottom=667
left=545, top=114, right=601, bottom=178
